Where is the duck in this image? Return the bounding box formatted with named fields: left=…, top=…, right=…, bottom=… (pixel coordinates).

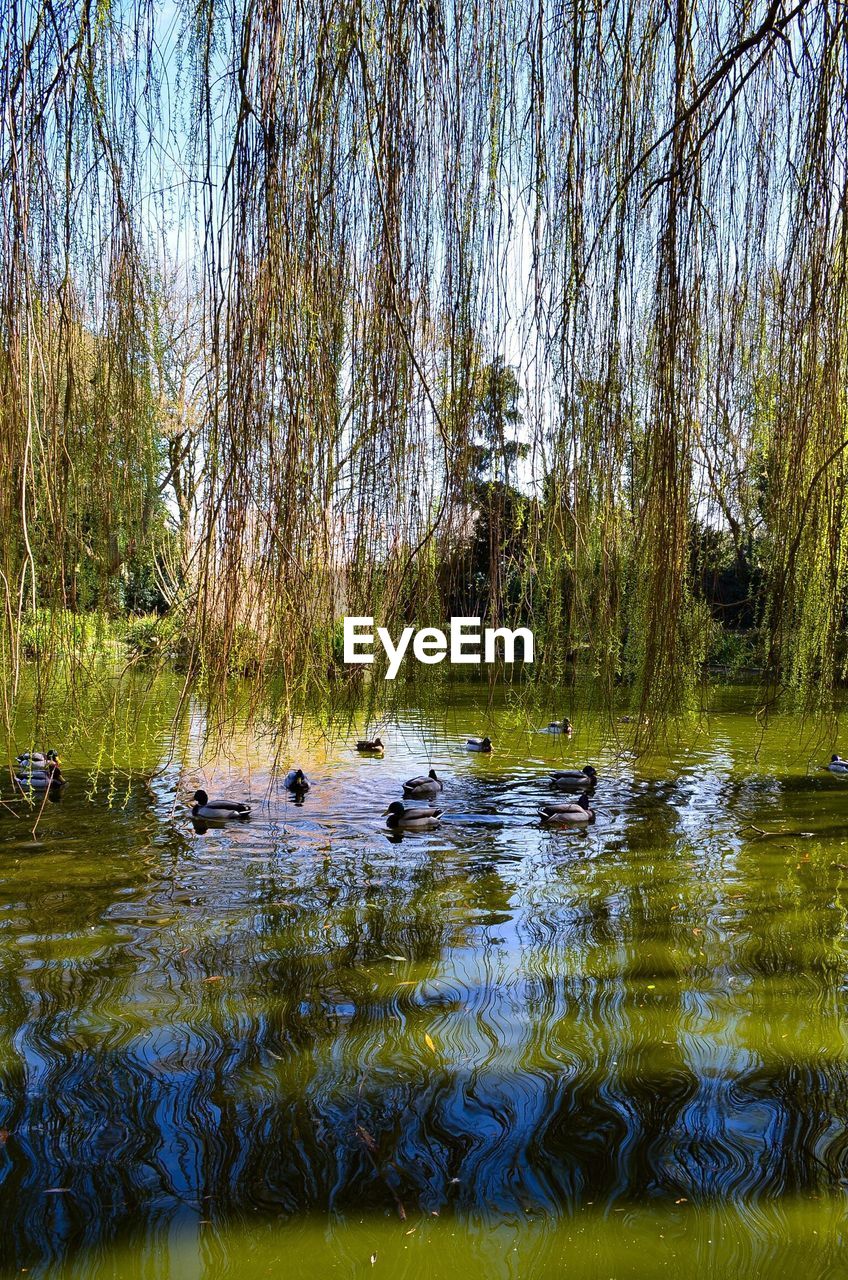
left=190, top=789, right=251, bottom=820
left=15, top=761, right=65, bottom=790
left=551, top=764, right=598, bottom=790
left=284, top=768, right=310, bottom=793
left=827, top=755, right=848, bottom=774
left=403, top=768, right=443, bottom=799
left=356, top=737, right=385, bottom=754
left=16, top=749, right=58, bottom=768
left=546, top=718, right=573, bottom=735
left=539, top=792, right=596, bottom=824
left=382, top=800, right=443, bottom=830
left=466, top=737, right=493, bottom=752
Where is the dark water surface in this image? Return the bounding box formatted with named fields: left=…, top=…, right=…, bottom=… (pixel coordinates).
left=2, top=687, right=848, bottom=1277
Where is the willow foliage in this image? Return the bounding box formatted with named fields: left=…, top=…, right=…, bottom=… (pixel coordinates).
left=1, top=0, right=847, bottom=729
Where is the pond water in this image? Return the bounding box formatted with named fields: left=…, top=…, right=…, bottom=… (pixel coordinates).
left=2, top=683, right=848, bottom=1278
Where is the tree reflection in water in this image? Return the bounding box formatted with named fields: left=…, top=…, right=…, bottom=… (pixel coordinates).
left=1, top=705, right=848, bottom=1275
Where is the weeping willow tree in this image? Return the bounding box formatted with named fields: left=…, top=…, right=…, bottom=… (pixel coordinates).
left=1, top=0, right=847, bottom=734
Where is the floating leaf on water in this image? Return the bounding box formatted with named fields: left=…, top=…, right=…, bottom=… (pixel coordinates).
left=424, top=1033, right=435, bottom=1053
left=204, top=976, right=223, bottom=983
left=384, top=954, right=408, bottom=963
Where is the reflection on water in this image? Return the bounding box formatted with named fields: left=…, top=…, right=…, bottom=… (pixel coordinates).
left=2, top=687, right=848, bottom=1277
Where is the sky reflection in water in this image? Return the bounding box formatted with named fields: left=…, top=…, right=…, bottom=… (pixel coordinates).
left=1, top=690, right=848, bottom=1277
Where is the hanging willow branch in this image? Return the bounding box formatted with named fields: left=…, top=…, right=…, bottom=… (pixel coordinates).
left=0, top=0, right=846, bottom=738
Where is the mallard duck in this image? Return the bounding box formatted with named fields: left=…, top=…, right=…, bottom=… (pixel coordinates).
left=16, top=749, right=59, bottom=768
left=539, top=792, right=595, bottom=824
left=827, top=755, right=848, bottom=774
left=16, top=761, right=64, bottom=790
left=403, top=768, right=443, bottom=798
left=356, top=737, right=385, bottom=754
left=546, top=718, right=573, bottom=734
left=190, top=789, right=251, bottom=820
left=466, top=737, right=493, bottom=752
left=551, top=764, right=597, bottom=790
left=382, top=801, right=443, bottom=830
left=284, top=768, right=310, bottom=793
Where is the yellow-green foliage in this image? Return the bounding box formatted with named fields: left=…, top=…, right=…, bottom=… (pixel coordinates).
left=1, top=0, right=847, bottom=739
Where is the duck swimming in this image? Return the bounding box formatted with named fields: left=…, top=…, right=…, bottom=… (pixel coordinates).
left=546, top=718, right=573, bottom=735
left=539, top=792, right=596, bottom=824
left=15, top=761, right=64, bottom=790
left=403, top=768, right=443, bottom=799
left=356, top=737, right=385, bottom=754
left=284, top=768, right=310, bottom=793
left=827, top=755, right=848, bottom=774
left=466, top=737, right=493, bottom=752
left=191, top=790, right=251, bottom=820
left=16, top=750, right=59, bottom=769
left=382, top=801, right=443, bottom=830
left=551, top=765, right=598, bottom=790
